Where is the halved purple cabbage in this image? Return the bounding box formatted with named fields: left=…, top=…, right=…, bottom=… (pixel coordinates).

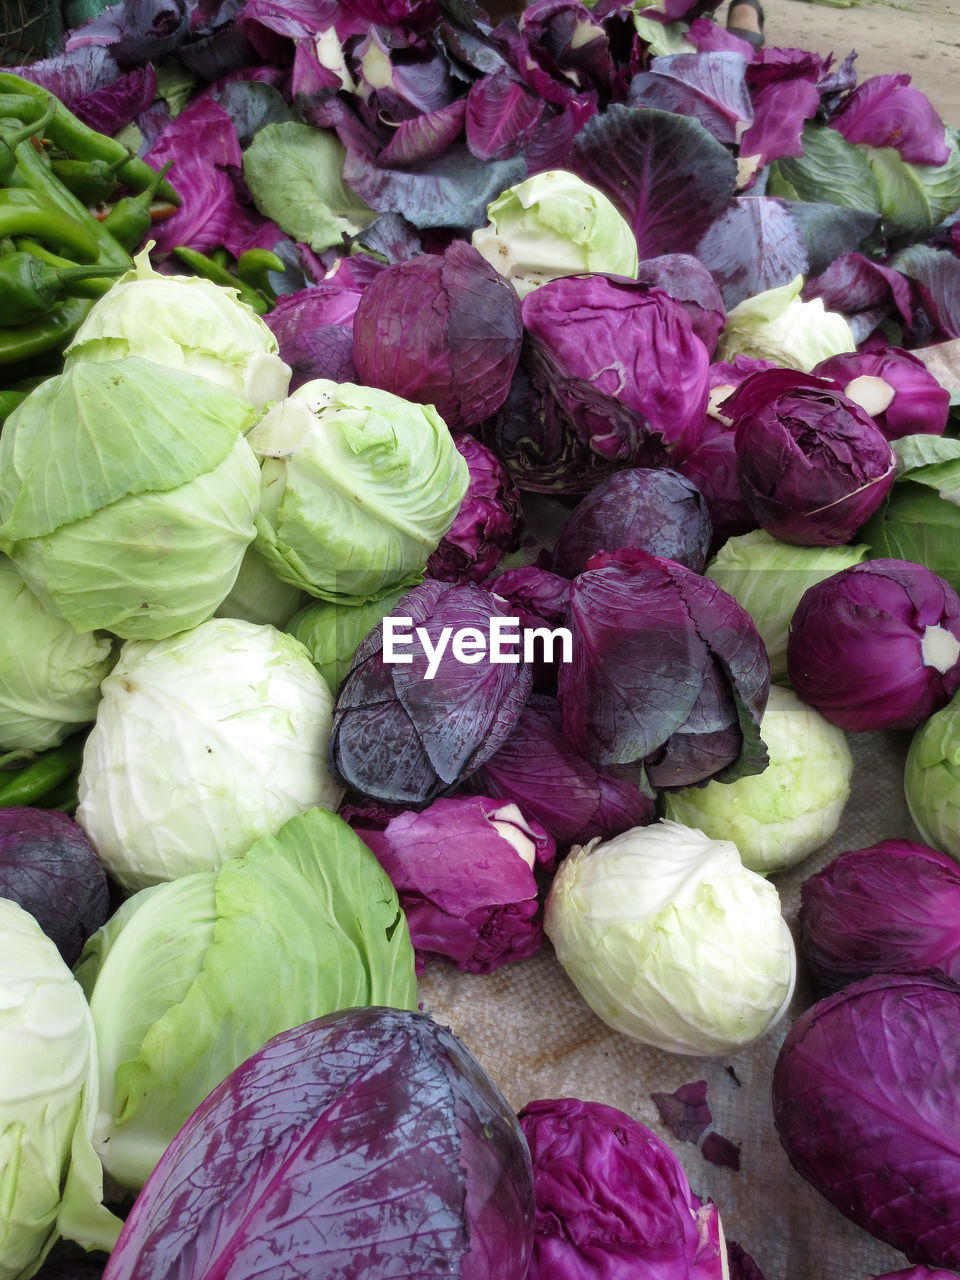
left=786, top=559, right=960, bottom=731
left=518, top=1097, right=728, bottom=1280
left=521, top=273, right=711, bottom=458
left=0, top=807, right=110, bottom=967
left=800, top=839, right=960, bottom=992
left=465, top=694, right=654, bottom=848
left=329, top=580, right=533, bottom=806
left=558, top=548, right=770, bottom=789
left=426, top=435, right=522, bottom=584
left=550, top=468, right=713, bottom=577
left=724, top=368, right=896, bottom=546
left=772, top=972, right=960, bottom=1269
left=354, top=794, right=555, bottom=974
left=352, top=239, right=523, bottom=433
left=812, top=348, right=950, bottom=441
left=103, top=1007, right=535, bottom=1280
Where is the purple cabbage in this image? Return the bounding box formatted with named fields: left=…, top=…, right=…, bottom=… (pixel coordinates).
left=872, top=1271, right=960, bottom=1280
left=626, top=51, right=754, bottom=151
left=426, top=435, right=523, bottom=584
left=724, top=368, right=896, bottom=546
left=103, top=1007, right=535, bottom=1280
left=518, top=1097, right=728, bottom=1280
left=701, top=1132, right=741, bottom=1171
left=352, top=239, right=523, bottom=433
left=354, top=794, right=555, bottom=974
left=632, top=253, right=727, bottom=357
left=0, top=807, right=110, bottom=967
left=727, top=1241, right=767, bottom=1280
left=786, top=559, right=960, bottom=731
left=800, top=839, right=960, bottom=992
left=263, top=277, right=373, bottom=390
left=550, top=468, right=713, bottom=577
left=521, top=274, right=711, bottom=458
left=329, top=580, right=533, bottom=806
left=772, top=972, right=960, bottom=1269
left=812, top=348, right=950, bottom=441
left=558, top=548, right=770, bottom=789
left=674, top=356, right=775, bottom=544
left=465, top=694, right=655, bottom=848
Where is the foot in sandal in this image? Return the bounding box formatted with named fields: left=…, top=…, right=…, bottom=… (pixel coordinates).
left=726, top=0, right=764, bottom=46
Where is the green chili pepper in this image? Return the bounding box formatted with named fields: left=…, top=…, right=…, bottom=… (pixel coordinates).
left=0, top=373, right=44, bottom=422
left=236, top=248, right=286, bottom=301
left=12, top=237, right=120, bottom=297
left=0, top=251, right=125, bottom=324
left=5, top=133, right=132, bottom=270
left=172, top=245, right=271, bottom=314
left=0, top=294, right=92, bottom=367
left=99, top=160, right=175, bottom=254
left=0, top=99, right=55, bottom=184
left=50, top=152, right=129, bottom=206
left=0, top=73, right=180, bottom=204
left=0, top=737, right=84, bottom=808
left=0, top=189, right=101, bottom=263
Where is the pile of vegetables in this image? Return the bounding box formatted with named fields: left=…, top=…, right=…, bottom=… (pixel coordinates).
left=3, top=0, right=960, bottom=1276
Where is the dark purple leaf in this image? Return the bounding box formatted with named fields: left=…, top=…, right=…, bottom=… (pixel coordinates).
left=726, top=1240, right=767, bottom=1280
left=686, top=16, right=759, bottom=55
left=695, top=196, right=809, bottom=312
left=773, top=973, right=960, bottom=1269
left=701, top=1132, right=741, bottom=1171
left=889, top=245, right=960, bottom=341
left=627, top=51, right=753, bottom=148
left=739, top=76, right=820, bottom=167
left=65, top=0, right=191, bottom=66
left=0, top=807, right=110, bottom=968
left=650, top=1080, right=712, bottom=1144
left=466, top=694, right=654, bottom=848
left=569, top=103, right=737, bottom=259
left=380, top=99, right=468, bottom=167
left=12, top=47, right=122, bottom=115
left=331, top=580, right=533, bottom=806
left=781, top=201, right=879, bottom=280
left=558, top=549, right=769, bottom=787
left=519, top=0, right=616, bottom=95
left=103, top=1008, right=535, bottom=1280
left=465, top=72, right=544, bottom=161
left=71, top=63, right=158, bottom=134
left=803, top=251, right=916, bottom=339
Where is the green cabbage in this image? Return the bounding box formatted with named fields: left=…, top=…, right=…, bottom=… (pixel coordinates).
left=0, top=358, right=261, bottom=640
left=75, top=806, right=418, bottom=1191
left=0, top=899, right=121, bottom=1279
left=247, top=379, right=469, bottom=604
left=716, top=274, right=856, bottom=371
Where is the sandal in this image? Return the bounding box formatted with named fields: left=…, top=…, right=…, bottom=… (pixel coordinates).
left=726, top=0, right=765, bottom=47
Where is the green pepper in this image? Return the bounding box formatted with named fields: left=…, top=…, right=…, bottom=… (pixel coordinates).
left=5, top=132, right=132, bottom=270
left=0, top=737, right=84, bottom=808
left=12, top=237, right=120, bottom=297
left=172, top=246, right=271, bottom=314
left=236, top=248, right=286, bottom=301
left=0, top=99, right=55, bottom=184
left=50, top=152, right=129, bottom=207
left=0, top=188, right=101, bottom=263
left=99, top=160, right=175, bottom=254
left=0, top=251, right=125, bottom=324
left=0, top=294, right=92, bottom=368
left=0, top=73, right=180, bottom=204
left=0, top=373, right=44, bottom=423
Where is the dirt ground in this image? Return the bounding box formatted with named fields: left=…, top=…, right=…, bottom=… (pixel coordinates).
left=723, top=0, right=960, bottom=126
